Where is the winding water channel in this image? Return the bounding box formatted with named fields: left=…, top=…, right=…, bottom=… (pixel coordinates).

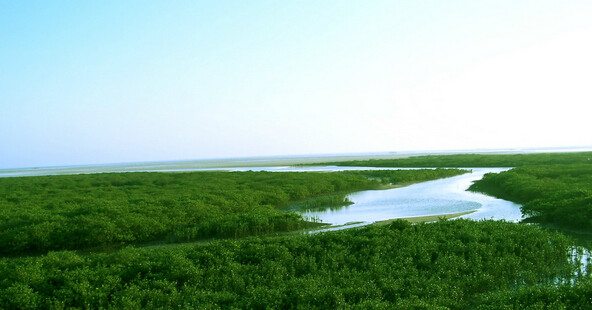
left=224, top=166, right=523, bottom=229
left=5, top=163, right=589, bottom=272
left=302, top=168, right=522, bottom=228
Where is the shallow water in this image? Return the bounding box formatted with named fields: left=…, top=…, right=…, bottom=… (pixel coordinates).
left=0, top=164, right=430, bottom=178
left=236, top=167, right=523, bottom=227
left=300, top=168, right=523, bottom=229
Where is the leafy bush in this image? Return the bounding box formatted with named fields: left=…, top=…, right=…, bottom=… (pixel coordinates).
left=469, top=164, right=592, bottom=230
left=318, top=152, right=592, bottom=168
left=0, top=220, right=580, bottom=309
left=0, top=169, right=467, bottom=254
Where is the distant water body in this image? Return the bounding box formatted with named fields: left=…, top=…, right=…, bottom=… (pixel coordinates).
left=1, top=146, right=591, bottom=178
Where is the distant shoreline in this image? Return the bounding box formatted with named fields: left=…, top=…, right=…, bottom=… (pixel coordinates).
left=2, top=146, right=591, bottom=178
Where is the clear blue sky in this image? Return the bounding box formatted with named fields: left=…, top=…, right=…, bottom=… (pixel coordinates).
left=2, top=1, right=592, bottom=169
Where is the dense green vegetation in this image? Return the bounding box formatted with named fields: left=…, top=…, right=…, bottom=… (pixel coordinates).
left=0, top=220, right=585, bottom=310
left=469, top=164, right=592, bottom=230
left=474, top=280, right=592, bottom=310
left=320, top=151, right=592, bottom=233
left=342, top=168, right=468, bottom=185
left=0, top=169, right=467, bottom=255
left=317, top=152, right=592, bottom=167
left=2, top=162, right=590, bottom=309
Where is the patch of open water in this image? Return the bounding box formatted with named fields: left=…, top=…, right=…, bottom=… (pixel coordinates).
left=299, top=168, right=522, bottom=230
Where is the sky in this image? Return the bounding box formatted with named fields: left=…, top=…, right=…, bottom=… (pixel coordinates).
left=1, top=1, right=592, bottom=169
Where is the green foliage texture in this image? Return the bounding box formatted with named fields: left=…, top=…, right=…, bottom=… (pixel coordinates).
left=2, top=165, right=590, bottom=309
left=318, top=152, right=592, bottom=168
left=0, top=169, right=467, bottom=255
left=469, top=164, right=592, bottom=229
left=0, top=220, right=584, bottom=310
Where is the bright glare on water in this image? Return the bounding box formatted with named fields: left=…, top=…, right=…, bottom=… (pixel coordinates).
left=300, top=168, right=522, bottom=226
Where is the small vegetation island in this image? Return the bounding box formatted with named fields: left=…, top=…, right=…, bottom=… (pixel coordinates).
left=1, top=152, right=592, bottom=309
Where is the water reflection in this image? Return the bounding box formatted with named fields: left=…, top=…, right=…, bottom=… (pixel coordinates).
left=300, top=168, right=523, bottom=228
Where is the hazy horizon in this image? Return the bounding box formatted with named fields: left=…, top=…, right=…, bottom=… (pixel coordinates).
left=3, top=145, right=592, bottom=171
left=2, top=1, right=592, bottom=169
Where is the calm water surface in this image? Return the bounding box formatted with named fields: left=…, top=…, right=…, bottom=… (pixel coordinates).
left=299, top=168, right=522, bottom=229
left=224, top=167, right=522, bottom=227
